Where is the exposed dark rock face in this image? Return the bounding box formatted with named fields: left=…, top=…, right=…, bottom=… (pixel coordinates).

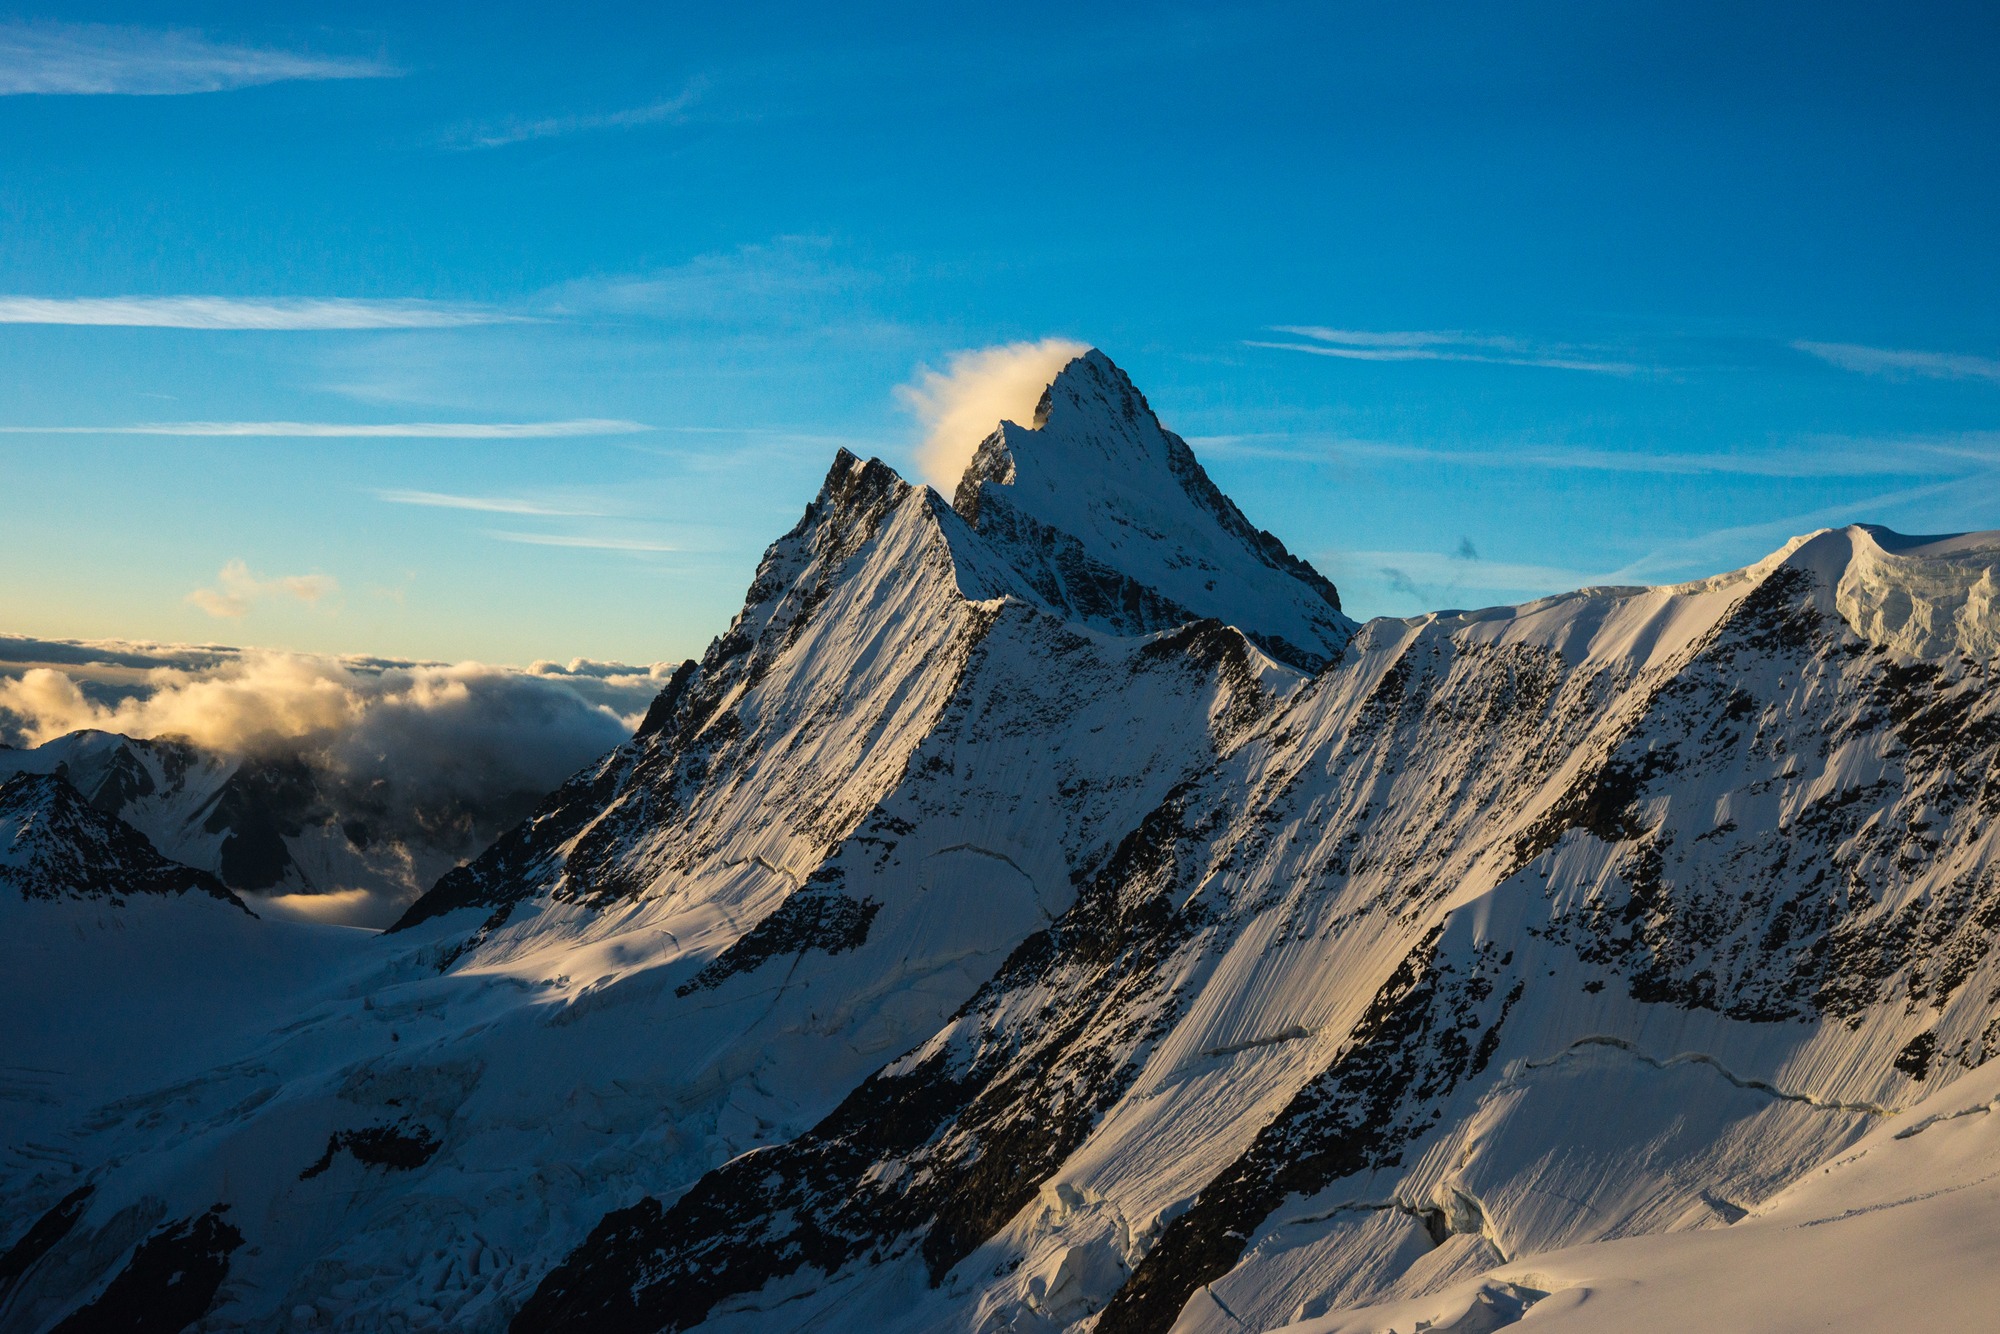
left=0, top=1185, right=91, bottom=1301
left=19, top=353, right=2000, bottom=1334
left=47, top=1206, right=242, bottom=1334
left=299, top=1124, right=443, bottom=1179
left=513, top=528, right=2000, bottom=1332
left=1526, top=565, right=2000, bottom=1027
left=0, top=723, right=565, bottom=914
left=1098, top=932, right=1528, bottom=1333
left=388, top=758, right=631, bottom=931
left=202, top=753, right=322, bottom=891
left=952, top=498, right=1209, bottom=652
left=674, top=878, right=881, bottom=995
left=0, top=772, right=247, bottom=909
left=632, top=660, right=699, bottom=740
left=513, top=794, right=1217, bottom=1333
left=950, top=351, right=1350, bottom=670
left=394, top=449, right=943, bottom=935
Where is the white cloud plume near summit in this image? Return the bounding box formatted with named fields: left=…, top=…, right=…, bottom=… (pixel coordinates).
left=898, top=338, right=1090, bottom=490
left=186, top=560, right=338, bottom=620
left=0, top=22, right=394, bottom=96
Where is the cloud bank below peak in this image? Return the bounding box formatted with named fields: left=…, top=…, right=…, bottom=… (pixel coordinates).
left=0, top=638, right=680, bottom=925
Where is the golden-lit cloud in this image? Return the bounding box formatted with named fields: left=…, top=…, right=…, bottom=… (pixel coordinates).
left=185, top=559, right=338, bottom=619
left=898, top=338, right=1089, bottom=491
left=255, top=887, right=378, bottom=923
left=0, top=655, right=360, bottom=751
left=0, top=644, right=680, bottom=925
left=0, top=649, right=663, bottom=785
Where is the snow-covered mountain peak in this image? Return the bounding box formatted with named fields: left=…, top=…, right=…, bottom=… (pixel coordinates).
left=1662, top=522, right=2000, bottom=662
left=0, top=770, right=247, bottom=909
left=17, top=417, right=2000, bottom=1331
left=949, top=349, right=1357, bottom=669
left=1776, top=523, right=2000, bottom=661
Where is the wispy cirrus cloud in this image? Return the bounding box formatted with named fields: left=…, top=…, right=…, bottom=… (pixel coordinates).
left=1599, top=476, right=1983, bottom=584
left=1792, top=340, right=2000, bottom=384
left=186, top=560, right=338, bottom=619
left=484, top=532, right=680, bottom=552
left=444, top=82, right=705, bottom=150
left=1190, top=430, right=2000, bottom=479
left=374, top=489, right=608, bottom=516
left=0, top=419, right=648, bottom=438
left=0, top=22, right=394, bottom=96
left=550, top=236, right=862, bottom=323
left=0, top=295, right=515, bottom=330
left=1248, top=326, right=1644, bottom=375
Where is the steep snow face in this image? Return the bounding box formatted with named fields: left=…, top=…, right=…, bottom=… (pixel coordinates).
left=0, top=731, right=236, bottom=870
left=0, top=418, right=1304, bottom=1331
left=1281, top=1052, right=2000, bottom=1333
left=0, top=890, right=372, bottom=1239
left=504, top=524, right=2000, bottom=1334
left=1819, top=524, right=2000, bottom=660
left=952, top=350, right=1355, bottom=670
left=390, top=450, right=998, bottom=937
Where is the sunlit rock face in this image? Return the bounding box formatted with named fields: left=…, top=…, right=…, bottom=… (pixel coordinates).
left=7, top=352, right=2000, bottom=1334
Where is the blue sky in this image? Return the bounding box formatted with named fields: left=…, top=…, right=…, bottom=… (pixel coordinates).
left=1, top=1, right=1996, bottom=667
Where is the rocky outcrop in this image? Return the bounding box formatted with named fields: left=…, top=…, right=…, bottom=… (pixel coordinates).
left=0, top=771, right=246, bottom=909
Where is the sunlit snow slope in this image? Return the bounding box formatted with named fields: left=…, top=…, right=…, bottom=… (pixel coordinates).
left=3, top=353, right=1997, bottom=1334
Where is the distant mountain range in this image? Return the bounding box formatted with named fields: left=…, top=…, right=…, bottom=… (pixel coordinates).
left=0, top=727, right=531, bottom=921
left=4, top=351, right=1999, bottom=1333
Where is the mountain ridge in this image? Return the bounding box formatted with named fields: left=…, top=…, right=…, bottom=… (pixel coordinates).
left=4, top=352, right=1999, bottom=1334
left=0, top=769, right=248, bottom=910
